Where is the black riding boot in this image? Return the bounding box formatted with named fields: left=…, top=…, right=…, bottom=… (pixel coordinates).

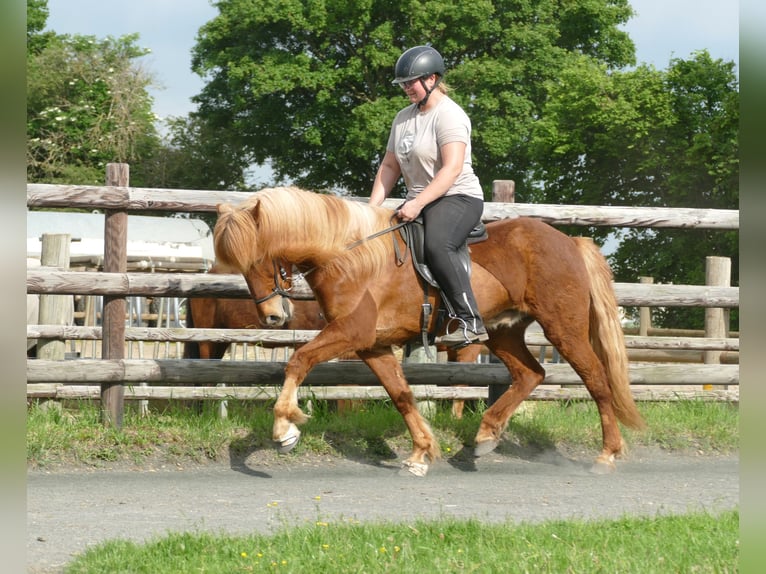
left=436, top=290, right=489, bottom=349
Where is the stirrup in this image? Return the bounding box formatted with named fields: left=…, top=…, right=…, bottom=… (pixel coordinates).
left=436, top=317, right=489, bottom=349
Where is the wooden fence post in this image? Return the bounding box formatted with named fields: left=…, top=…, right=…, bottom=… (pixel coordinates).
left=101, top=163, right=129, bottom=428
left=703, top=256, right=731, bottom=390
left=638, top=276, right=654, bottom=336
left=36, top=234, right=73, bottom=360
left=485, top=180, right=516, bottom=404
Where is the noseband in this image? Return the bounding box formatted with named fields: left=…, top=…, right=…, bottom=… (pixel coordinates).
left=252, top=260, right=294, bottom=304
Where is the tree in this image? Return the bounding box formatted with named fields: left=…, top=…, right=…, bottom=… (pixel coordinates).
left=27, top=2, right=159, bottom=185
left=135, top=115, right=251, bottom=191
left=530, top=51, right=739, bottom=328
left=27, top=0, right=54, bottom=55
left=191, top=0, right=635, bottom=196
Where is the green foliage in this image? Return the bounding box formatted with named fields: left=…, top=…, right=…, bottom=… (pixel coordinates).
left=191, top=0, right=636, bottom=195
left=26, top=0, right=54, bottom=55
left=132, top=114, right=253, bottom=194
left=530, top=51, right=738, bottom=328
left=26, top=24, right=159, bottom=184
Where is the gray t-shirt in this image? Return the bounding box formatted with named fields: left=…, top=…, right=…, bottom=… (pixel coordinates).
left=386, top=96, right=484, bottom=201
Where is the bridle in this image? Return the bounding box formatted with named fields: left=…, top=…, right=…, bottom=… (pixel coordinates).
left=251, top=259, right=294, bottom=304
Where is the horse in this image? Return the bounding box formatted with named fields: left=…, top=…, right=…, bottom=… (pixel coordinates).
left=184, top=264, right=483, bottom=417
left=213, top=187, right=644, bottom=476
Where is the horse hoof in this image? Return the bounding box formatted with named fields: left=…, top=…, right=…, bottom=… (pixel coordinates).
left=275, top=425, right=301, bottom=454
left=474, top=439, right=499, bottom=457
left=399, top=461, right=429, bottom=477
left=589, top=457, right=616, bottom=475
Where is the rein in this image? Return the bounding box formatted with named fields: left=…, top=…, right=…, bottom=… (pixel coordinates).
left=344, top=218, right=408, bottom=251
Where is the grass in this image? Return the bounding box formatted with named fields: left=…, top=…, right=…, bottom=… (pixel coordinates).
left=26, top=397, right=739, bottom=469
left=63, top=510, right=739, bottom=573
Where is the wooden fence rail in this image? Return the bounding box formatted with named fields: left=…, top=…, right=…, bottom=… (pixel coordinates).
left=27, top=269, right=739, bottom=307
left=26, top=325, right=740, bottom=352
left=27, top=384, right=738, bottom=404
left=28, top=183, right=739, bottom=229
left=27, top=359, right=739, bottom=387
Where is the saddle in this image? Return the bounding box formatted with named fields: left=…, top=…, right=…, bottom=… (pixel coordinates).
left=398, top=218, right=488, bottom=355
left=399, top=218, right=487, bottom=288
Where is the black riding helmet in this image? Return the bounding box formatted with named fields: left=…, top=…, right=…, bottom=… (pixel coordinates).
left=392, top=46, right=445, bottom=85
left=392, top=46, right=445, bottom=108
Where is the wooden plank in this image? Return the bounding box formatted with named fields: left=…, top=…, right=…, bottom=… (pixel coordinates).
left=36, top=234, right=72, bottom=360
left=101, top=164, right=129, bottom=428
left=26, top=359, right=740, bottom=386
left=27, top=325, right=740, bottom=352
left=27, top=184, right=739, bottom=230
left=26, top=269, right=739, bottom=307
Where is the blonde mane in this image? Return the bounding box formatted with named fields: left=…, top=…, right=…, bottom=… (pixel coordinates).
left=214, top=187, right=396, bottom=280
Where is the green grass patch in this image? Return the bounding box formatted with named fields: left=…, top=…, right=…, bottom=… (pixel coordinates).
left=27, top=398, right=739, bottom=469
left=63, top=509, right=738, bottom=573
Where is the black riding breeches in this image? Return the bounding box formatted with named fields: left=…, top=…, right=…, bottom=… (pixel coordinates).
left=421, top=194, right=484, bottom=320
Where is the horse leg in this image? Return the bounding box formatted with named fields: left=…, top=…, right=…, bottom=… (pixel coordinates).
left=474, top=322, right=546, bottom=456
left=358, top=348, right=440, bottom=477
left=272, top=326, right=360, bottom=453
left=543, top=327, right=626, bottom=474
left=272, top=294, right=379, bottom=453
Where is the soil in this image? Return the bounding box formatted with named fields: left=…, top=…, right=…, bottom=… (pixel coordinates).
left=27, top=444, right=738, bottom=574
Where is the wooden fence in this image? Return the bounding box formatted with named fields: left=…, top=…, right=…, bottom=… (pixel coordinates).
left=27, top=165, right=740, bottom=426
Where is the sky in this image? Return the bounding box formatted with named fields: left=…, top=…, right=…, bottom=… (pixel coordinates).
left=45, top=0, right=740, bottom=124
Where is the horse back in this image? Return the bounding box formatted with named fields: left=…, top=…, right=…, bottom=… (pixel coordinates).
left=469, top=217, right=592, bottom=302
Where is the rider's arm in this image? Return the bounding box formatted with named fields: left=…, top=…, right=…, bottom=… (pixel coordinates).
left=369, top=150, right=401, bottom=206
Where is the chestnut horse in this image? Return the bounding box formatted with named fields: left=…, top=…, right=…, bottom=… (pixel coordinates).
left=213, top=187, right=644, bottom=476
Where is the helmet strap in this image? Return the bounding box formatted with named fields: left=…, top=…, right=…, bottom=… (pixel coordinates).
left=417, top=75, right=442, bottom=109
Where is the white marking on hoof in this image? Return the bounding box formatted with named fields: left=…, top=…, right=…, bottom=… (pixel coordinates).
left=474, top=439, right=499, bottom=457
left=399, top=461, right=429, bottom=477
left=589, top=455, right=616, bottom=475
left=275, top=424, right=301, bottom=454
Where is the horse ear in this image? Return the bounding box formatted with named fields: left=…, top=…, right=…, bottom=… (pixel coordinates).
left=217, top=203, right=234, bottom=215
left=250, top=201, right=261, bottom=223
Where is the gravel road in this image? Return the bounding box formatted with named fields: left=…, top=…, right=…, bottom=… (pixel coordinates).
left=27, top=446, right=738, bottom=573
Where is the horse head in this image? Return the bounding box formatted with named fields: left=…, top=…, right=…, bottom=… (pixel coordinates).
left=214, top=201, right=294, bottom=327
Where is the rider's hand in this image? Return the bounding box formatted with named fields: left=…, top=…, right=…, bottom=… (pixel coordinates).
left=396, top=199, right=423, bottom=222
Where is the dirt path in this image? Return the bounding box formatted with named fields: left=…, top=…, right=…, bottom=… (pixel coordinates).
left=27, top=446, right=738, bottom=573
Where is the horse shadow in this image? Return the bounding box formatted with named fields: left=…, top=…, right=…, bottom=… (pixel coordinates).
left=227, top=431, right=276, bottom=478
left=444, top=417, right=591, bottom=473
left=226, top=424, right=403, bottom=477
left=226, top=407, right=590, bottom=477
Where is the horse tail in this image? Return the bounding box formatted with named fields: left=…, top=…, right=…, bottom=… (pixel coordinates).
left=182, top=298, right=200, bottom=359
left=576, top=238, right=645, bottom=430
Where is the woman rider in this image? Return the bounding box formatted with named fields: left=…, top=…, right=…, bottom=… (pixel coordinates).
left=369, top=45, right=488, bottom=349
